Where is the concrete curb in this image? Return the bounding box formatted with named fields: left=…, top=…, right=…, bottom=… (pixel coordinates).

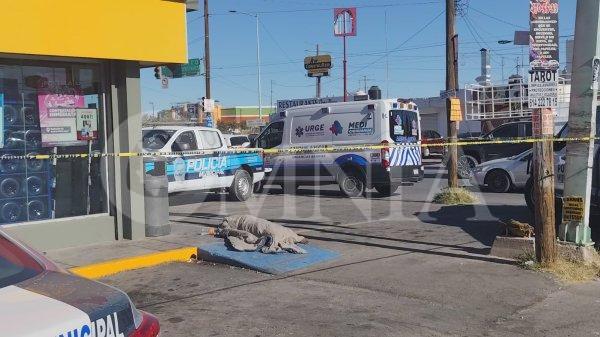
left=69, top=246, right=198, bottom=279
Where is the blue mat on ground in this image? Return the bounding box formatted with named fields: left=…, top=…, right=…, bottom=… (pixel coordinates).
left=198, top=241, right=340, bottom=274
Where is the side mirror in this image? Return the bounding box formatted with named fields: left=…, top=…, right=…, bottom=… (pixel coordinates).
left=242, top=141, right=251, bottom=148
left=180, top=143, right=191, bottom=151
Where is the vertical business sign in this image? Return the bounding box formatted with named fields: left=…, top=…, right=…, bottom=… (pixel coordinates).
left=333, top=8, right=357, bottom=36
left=529, top=0, right=559, bottom=137
left=529, top=0, right=559, bottom=69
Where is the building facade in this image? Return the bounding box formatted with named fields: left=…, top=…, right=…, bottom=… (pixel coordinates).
left=220, top=106, right=275, bottom=123
left=0, top=0, right=190, bottom=250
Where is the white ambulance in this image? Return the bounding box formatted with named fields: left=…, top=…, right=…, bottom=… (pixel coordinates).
left=254, top=98, right=424, bottom=197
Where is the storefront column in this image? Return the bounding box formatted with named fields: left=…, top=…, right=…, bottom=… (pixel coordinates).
left=109, top=61, right=146, bottom=240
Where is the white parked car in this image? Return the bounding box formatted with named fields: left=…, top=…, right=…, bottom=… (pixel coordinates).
left=470, top=149, right=532, bottom=193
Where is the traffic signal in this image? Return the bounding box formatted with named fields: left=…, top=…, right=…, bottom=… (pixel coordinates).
left=154, top=67, right=161, bottom=79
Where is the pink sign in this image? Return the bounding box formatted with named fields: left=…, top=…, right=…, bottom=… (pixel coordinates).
left=38, top=88, right=85, bottom=146
left=334, top=8, right=357, bottom=37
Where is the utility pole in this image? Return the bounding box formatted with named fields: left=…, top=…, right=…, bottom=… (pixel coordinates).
left=529, top=0, right=559, bottom=264
left=316, top=44, right=321, bottom=98
left=343, top=33, right=348, bottom=101
left=204, top=0, right=211, bottom=99
left=560, top=0, right=600, bottom=246
left=446, top=0, right=459, bottom=188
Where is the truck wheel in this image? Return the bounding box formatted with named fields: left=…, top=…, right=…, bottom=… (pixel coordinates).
left=229, top=170, right=253, bottom=201
left=374, top=184, right=399, bottom=197
left=485, top=170, right=511, bottom=193
left=338, top=170, right=365, bottom=198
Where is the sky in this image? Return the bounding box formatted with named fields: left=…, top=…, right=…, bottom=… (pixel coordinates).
left=140, top=0, right=576, bottom=114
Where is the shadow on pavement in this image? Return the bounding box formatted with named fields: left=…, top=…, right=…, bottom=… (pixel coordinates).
left=169, top=213, right=512, bottom=265
left=415, top=205, right=532, bottom=247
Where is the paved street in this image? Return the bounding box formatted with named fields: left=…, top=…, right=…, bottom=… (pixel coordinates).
left=98, top=161, right=600, bottom=337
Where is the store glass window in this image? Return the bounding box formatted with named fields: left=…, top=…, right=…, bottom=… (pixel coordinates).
left=0, top=60, right=107, bottom=225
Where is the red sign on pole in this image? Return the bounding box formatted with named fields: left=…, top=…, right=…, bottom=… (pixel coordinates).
left=334, top=8, right=357, bottom=37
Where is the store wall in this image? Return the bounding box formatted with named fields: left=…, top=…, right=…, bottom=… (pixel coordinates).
left=3, top=60, right=146, bottom=250
left=1, top=0, right=187, bottom=64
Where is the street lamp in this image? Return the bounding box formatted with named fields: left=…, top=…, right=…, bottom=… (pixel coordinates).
left=229, top=10, right=262, bottom=120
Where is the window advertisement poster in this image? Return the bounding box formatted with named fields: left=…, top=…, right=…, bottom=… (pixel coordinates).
left=76, top=109, right=98, bottom=140
left=0, top=94, right=4, bottom=149
left=38, top=90, right=85, bottom=146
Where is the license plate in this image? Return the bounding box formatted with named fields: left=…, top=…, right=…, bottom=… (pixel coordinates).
left=413, top=169, right=419, bottom=175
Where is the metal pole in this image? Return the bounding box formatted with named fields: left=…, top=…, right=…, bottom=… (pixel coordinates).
left=446, top=0, right=459, bottom=188
left=256, top=14, right=262, bottom=120
left=560, top=0, right=600, bottom=245
left=204, top=0, right=211, bottom=99
left=316, top=44, right=321, bottom=98
left=343, top=34, right=348, bottom=102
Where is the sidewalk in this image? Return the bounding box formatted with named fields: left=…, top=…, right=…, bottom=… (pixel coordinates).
left=44, top=220, right=218, bottom=270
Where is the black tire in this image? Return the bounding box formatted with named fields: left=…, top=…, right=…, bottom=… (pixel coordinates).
left=338, top=169, right=365, bottom=198
left=229, top=170, right=253, bottom=201
left=374, top=184, right=399, bottom=197
left=484, top=170, right=512, bottom=193
left=457, top=154, right=478, bottom=179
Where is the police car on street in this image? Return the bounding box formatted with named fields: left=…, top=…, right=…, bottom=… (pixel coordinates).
left=142, top=126, right=264, bottom=201
left=0, top=228, right=160, bottom=337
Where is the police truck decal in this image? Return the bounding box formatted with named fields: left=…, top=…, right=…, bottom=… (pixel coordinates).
left=0, top=285, right=129, bottom=337
left=145, top=152, right=263, bottom=182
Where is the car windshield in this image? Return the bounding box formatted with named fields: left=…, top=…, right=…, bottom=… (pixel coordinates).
left=0, top=234, right=43, bottom=288
left=389, top=110, right=419, bottom=143
left=143, top=129, right=176, bottom=150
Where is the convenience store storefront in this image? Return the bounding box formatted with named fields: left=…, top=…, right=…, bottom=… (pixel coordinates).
left=0, top=0, right=189, bottom=250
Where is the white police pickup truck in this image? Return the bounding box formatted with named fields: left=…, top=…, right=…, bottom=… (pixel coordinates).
left=142, top=126, right=264, bottom=201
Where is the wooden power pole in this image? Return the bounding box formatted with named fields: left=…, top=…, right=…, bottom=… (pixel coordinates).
left=446, top=0, right=459, bottom=188
left=532, top=108, right=557, bottom=264
left=529, top=0, right=559, bottom=264
left=204, top=0, right=211, bottom=99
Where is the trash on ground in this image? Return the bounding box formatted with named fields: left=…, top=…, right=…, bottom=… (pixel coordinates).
left=501, top=219, right=534, bottom=238
left=216, top=215, right=308, bottom=254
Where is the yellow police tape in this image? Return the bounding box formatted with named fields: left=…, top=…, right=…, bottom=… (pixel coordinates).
left=1, top=136, right=598, bottom=160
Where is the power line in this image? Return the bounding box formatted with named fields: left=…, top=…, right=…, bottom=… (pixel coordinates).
left=258, top=18, right=294, bottom=63
left=210, top=1, right=442, bottom=16
left=323, top=10, right=445, bottom=85
left=469, top=5, right=527, bottom=30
